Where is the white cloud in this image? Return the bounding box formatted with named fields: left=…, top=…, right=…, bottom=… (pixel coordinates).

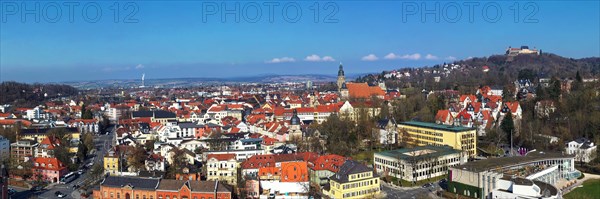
left=466, top=56, right=474, bottom=60
left=384, top=53, right=400, bottom=60
left=385, top=53, right=422, bottom=60
left=322, top=56, right=335, bottom=62
left=445, top=56, right=457, bottom=61
left=135, top=64, right=145, bottom=69
left=304, top=54, right=335, bottom=62
left=425, top=54, right=438, bottom=60
left=361, top=54, right=379, bottom=61
left=266, top=57, right=296, bottom=63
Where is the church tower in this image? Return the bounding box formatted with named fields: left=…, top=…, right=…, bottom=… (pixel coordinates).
left=337, top=62, right=345, bottom=91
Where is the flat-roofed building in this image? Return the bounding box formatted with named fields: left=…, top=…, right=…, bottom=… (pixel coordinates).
left=398, top=121, right=477, bottom=158
left=374, top=145, right=466, bottom=183
left=448, top=151, right=578, bottom=199
left=10, top=139, right=38, bottom=163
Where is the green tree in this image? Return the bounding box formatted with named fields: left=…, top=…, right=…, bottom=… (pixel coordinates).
left=126, top=145, right=147, bottom=172
left=90, top=163, right=104, bottom=178
left=548, top=77, right=562, bottom=100
left=166, top=148, right=189, bottom=178
left=81, top=103, right=93, bottom=119
left=500, top=112, right=515, bottom=146
left=536, top=84, right=547, bottom=100
left=83, top=133, right=95, bottom=152
left=317, top=114, right=357, bottom=155
left=144, top=139, right=156, bottom=152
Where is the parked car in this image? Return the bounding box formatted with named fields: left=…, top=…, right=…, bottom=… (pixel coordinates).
left=31, top=186, right=43, bottom=191
left=55, top=191, right=67, bottom=198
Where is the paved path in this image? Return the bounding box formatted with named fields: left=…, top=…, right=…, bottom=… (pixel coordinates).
left=561, top=172, right=600, bottom=195
left=381, top=181, right=442, bottom=199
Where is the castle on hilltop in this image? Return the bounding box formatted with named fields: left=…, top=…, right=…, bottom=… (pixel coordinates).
left=506, top=46, right=541, bottom=57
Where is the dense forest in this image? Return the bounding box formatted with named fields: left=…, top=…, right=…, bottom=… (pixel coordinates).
left=0, top=81, right=78, bottom=107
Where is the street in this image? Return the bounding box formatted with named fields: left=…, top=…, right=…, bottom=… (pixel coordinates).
left=9, top=125, right=115, bottom=199
left=381, top=181, right=442, bottom=199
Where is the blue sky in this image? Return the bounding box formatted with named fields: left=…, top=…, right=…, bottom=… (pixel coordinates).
left=1, top=1, right=599, bottom=82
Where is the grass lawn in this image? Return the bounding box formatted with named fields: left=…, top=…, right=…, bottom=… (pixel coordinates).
left=351, top=150, right=376, bottom=165
left=564, top=179, right=600, bottom=199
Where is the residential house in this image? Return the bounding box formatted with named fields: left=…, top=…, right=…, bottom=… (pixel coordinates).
left=325, top=160, right=381, bottom=199
left=566, top=138, right=597, bottom=163
left=32, top=157, right=68, bottom=183
left=206, top=154, right=238, bottom=185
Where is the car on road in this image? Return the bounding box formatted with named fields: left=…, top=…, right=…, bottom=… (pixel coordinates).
left=73, top=184, right=81, bottom=189
left=422, top=183, right=433, bottom=188
left=8, top=188, right=16, bottom=195
left=78, top=169, right=84, bottom=175
left=55, top=191, right=67, bottom=198
left=31, top=185, right=43, bottom=191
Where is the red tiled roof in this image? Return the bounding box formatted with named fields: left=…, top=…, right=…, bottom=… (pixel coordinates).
left=280, top=162, right=309, bottom=182
left=33, top=157, right=66, bottom=171
left=460, top=95, right=477, bottom=103
left=0, top=119, right=32, bottom=127
left=308, top=154, right=348, bottom=173
left=346, top=83, right=385, bottom=98
left=207, top=154, right=236, bottom=161
left=40, top=136, right=61, bottom=150
left=435, top=110, right=452, bottom=123
left=504, top=102, right=520, bottom=113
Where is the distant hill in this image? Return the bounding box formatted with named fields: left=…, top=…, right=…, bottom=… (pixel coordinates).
left=357, top=53, right=600, bottom=90
left=454, top=53, right=600, bottom=79
left=0, top=81, right=78, bottom=107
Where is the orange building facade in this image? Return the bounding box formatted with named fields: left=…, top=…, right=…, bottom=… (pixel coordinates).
left=93, top=176, right=232, bottom=199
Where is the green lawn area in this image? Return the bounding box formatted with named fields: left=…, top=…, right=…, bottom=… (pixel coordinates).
left=351, top=150, right=378, bottom=165
left=564, top=179, right=600, bottom=199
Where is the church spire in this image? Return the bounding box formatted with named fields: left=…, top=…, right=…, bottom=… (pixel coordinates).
left=337, top=62, right=346, bottom=92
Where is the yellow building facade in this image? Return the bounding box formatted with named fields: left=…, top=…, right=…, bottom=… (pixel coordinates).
left=104, top=149, right=120, bottom=176
left=327, top=160, right=381, bottom=199
left=398, top=121, right=477, bottom=158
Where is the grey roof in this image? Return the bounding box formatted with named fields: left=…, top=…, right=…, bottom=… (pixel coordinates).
left=101, top=176, right=159, bottom=190
left=375, top=145, right=461, bottom=161
left=377, top=118, right=396, bottom=129
left=454, top=151, right=574, bottom=172
left=189, top=180, right=231, bottom=193
left=132, top=110, right=176, bottom=119
left=178, top=122, right=204, bottom=128
left=330, top=160, right=375, bottom=183
left=20, top=127, right=79, bottom=135
left=157, top=179, right=187, bottom=190
left=240, top=138, right=262, bottom=143
left=290, top=109, right=301, bottom=125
